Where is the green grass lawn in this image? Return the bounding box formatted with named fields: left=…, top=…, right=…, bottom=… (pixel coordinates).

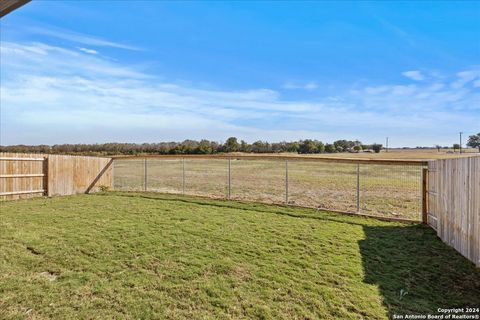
left=1, top=192, right=479, bottom=319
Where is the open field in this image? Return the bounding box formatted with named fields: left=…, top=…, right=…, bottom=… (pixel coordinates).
left=1, top=192, right=479, bottom=319
left=227, top=148, right=479, bottom=160
left=114, top=159, right=423, bottom=220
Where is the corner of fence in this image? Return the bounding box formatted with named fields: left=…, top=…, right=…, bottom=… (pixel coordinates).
left=422, top=167, right=428, bottom=224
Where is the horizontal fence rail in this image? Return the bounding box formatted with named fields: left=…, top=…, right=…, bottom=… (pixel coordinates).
left=0, top=153, right=113, bottom=200
left=0, top=157, right=45, bottom=161
left=112, top=155, right=426, bottom=221
left=0, top=153, right=47, bottom=200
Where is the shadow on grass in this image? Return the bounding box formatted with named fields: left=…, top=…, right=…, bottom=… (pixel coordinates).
left=359, top=224, right=480, bottom=317
left=95, top=191, right=380, bottom=227
left=95, top=191, right=480, bottom=316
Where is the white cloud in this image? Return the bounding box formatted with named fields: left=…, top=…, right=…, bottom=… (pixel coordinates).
left=1, top=41, right=147, bottom=79
left=1, top=41, right=478, bottom=146
left=402, top=70, right=424, bottom=81
left=26, top=25, right=141, bottom=51
left=78, top=47, right=98, bottom=55
left=283, top=81, right=318, bottom=90
left=451, top=69, right=480, bottom=89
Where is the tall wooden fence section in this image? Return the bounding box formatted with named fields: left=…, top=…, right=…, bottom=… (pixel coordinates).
left=0, top=153, right=113, bottom=200
left=428, top=156, right=480, bottom=267
left=0, top=153, right=47, bottom=200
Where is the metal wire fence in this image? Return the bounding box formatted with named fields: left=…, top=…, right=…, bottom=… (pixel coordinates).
left=113, top=157, right=425, bottom=220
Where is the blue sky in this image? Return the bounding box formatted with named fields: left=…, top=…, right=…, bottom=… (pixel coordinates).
left=1, top=1, right=479, bottom=147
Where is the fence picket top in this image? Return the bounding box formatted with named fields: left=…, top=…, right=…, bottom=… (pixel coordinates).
left=0, top=157, right=45, bottom=161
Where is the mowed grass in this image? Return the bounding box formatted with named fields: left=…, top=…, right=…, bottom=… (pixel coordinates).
left=114, top=159, right=423, bottom=220
left=1, top=192, right=479, bottom=319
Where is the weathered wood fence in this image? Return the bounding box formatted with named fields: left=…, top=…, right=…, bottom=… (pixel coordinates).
left=0, top=153, right=113, bottom=200
left=427, top=156, right=480, bottom=267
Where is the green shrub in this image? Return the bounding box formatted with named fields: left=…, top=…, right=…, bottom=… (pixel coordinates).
left=99, top=185, right=110, bottom=192
left=372, top=144, right=382, bottom=153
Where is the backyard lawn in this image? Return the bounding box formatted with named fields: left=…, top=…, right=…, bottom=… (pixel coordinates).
left=1, top=192, right=479, bottom=319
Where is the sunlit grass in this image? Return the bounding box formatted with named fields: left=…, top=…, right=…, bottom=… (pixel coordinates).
left=1, top=192, right=478, bottom=319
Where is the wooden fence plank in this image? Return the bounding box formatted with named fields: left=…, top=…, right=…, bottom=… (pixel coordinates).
left=0, top=153, right=45, bottom=200
left=428, top=157, right=480, bottom=267
left=0, top=153, right=112, bottom=199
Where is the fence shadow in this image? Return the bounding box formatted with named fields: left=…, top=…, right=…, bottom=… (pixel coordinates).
left=97, top=191, right=380, bottom=227
left=359, top=224, right=480, bottom=317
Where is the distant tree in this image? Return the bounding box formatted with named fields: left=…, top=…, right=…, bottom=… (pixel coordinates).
left=324, top=143, right=336, bottom=153
left=271, top=141, right=288, bottom=153
left=372, top=144, right=382, bottom=153
left=286, top=142, right=300, bottom=153
left=239, top=140, right=250, bottom=153
left=435, top=145, right=441, bottom=152
left=353, top=145, right=362, bottom=152
left=196, top=140, right=213, bottom=154
left=210, top=141, right=222, bottom=153
left=0, top=138, right=390, bottom=155
left=298, top=140, right=317, bottom=154
left=181, top=140, right=199, bottom=154
left=316, top=141, right=325, bottom=153
left=334, top=140, right=355, bottom=152
left=169, top=144, right=186, bottom=154
left=224, top=137, right=239, bottom=152
left=467, top=133, right=480, bottom=152
left=250, top=141, right=271, bottom=153
left=453, top=143, right=460, bottom=152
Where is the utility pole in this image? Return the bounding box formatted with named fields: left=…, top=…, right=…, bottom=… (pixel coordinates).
left=459, top=132, right=463, bottom=154
left=386, top=137, right=389, bottom=153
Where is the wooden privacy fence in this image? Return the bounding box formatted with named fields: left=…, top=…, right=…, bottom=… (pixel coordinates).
left=0, top=153, right=47, bottom=199
left=0, top=153, right=113, bottom=200
left=427, top=156, right=480, bottom=267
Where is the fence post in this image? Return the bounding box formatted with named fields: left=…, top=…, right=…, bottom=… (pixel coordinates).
left=422, top=167, right=428, bottom=224
left=356, top=163, right=360, bottom=213
left=285, top=160, right=289, bottom=204
left=228, top=158, right=231, bottom=199
left=111, top=159, right=115, bottom=190
left=182, top=158, right=185, bottom=195
left=43, top=156, right=49, bottom=196
left=144, top=158, right=147, bottom=192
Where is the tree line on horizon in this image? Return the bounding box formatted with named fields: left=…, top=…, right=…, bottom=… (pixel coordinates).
left=0, top=138, right=384, bottom=156
left=1, top=133, right=478, bottom=155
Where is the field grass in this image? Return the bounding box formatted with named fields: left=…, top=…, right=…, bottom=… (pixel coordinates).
left=258, top=148, right=479, bottom=160
left=1, top=192, right=479, bottom=319
left=114, top=159, right=423, bottom=220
